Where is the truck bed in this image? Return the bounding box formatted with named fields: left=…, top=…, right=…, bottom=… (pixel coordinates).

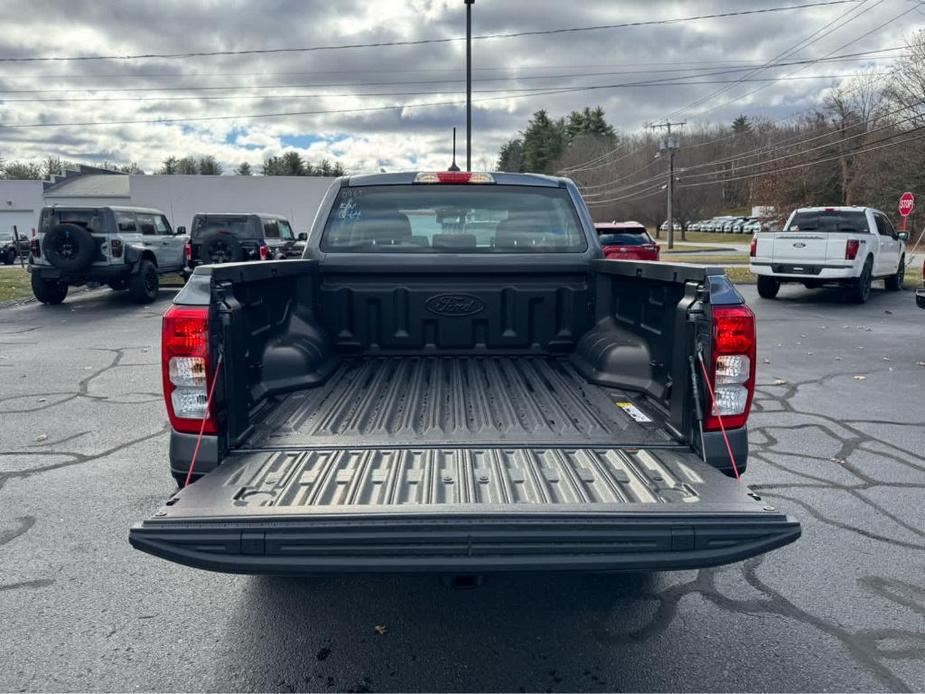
left=244, top=356, right=675, bottom=450
left=132, top=361, right=799, bottom=574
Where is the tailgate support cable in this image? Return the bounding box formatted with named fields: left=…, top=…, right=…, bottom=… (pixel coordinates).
left=695, top=349, right=741, bottom=480
left=184, top=352, right=224, bottom=488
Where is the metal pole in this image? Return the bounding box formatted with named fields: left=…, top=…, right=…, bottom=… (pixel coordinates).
left=465, top=0, right=474, bottom=171
left=667, top=146, right=675, bottom=250
left=13, top=225, right=24, bottom=268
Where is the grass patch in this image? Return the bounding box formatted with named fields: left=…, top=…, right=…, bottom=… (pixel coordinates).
left=719, top=264, right=924, bottom=288
left=0, top=267, right=32, bottom=302
left=649, top=230, right=751, bottom=245
left=665, top=255, right=748, bottom=265
left=659, top=244, right=734, bottom=253
left=0, top=269, right=188, bottom=304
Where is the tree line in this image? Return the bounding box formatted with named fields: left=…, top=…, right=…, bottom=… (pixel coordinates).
left=0, top=152, right=345, bottom=179
left=496, top=31, right=925, bottom=232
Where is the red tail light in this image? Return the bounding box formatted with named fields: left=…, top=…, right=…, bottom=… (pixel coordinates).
left=705, top=304, right=756, bottom=432
left=110, top=239, right=123, bottom=258
left=259, top=245, right=269, bottom=260
left=184, top=242, right=192, bottom=262
left=749, top=237, right=757, bottom=257
left=30, top=238, right=41, bottom=258
left=845, top=239, right=860, bottom=260
left=162, top=306, right=215, bottom=435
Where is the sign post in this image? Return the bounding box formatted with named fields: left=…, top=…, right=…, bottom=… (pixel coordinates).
left=898, top=191, right=914, bottom=231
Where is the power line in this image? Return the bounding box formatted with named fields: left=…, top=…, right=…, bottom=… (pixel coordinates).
left=0, top=1, right=862, bottom=63
left=584, top=118, right=925, bottom=206
left=1, top=70, right=886, bottom=128
left=581, top=95, right=925, bottom=198
left=667, top=0, right=882, bottom=118
left=686, top=0, right=916, bottom=120
left=3, top=45, right=906, bottom=82
left=0, top=46, right=904, bottom=81
left=1, top=72, right=886, bottom=104
left=0, top=54, right=894, bottom=95
left=566, top=37, right=918, bottom=179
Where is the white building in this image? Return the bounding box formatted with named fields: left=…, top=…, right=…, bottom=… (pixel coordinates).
left=0, top=166, right=336, bottom=237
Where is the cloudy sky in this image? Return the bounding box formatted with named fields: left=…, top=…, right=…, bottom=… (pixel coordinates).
left=0, top=0, right=920, bottom=174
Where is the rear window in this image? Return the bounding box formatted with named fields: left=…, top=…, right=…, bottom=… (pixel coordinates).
left=40, top=208, right=101, bottom=233
left=596, top=227, right=651, bottom=246
left=321, top=185, right=587, bottom=253
left=787, top=211, right=869, bottom=233
left=191, top=215, right=254, bottom=239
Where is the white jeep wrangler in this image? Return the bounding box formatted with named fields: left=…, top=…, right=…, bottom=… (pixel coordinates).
left=29, top=206, right=188, bottom=305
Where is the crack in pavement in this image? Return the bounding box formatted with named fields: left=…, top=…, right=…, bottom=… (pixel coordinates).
left=592, top=557, right=924, bottom=691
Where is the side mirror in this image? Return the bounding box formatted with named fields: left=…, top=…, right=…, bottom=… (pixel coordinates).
left=898, top=231, right=909, bottom=241
left=297, top=232, right=307, bottom=241
left=176, top=226, right=187, bottom=235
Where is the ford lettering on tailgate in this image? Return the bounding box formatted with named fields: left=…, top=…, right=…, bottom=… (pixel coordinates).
left=425, top=294, right=486, bottom=317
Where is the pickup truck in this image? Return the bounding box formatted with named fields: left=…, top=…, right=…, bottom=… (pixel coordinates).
left=750, top=206, right=907, bottom=302
left=130, top=171, right=800, bottom=575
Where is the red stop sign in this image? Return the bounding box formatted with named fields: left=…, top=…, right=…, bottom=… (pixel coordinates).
left=899, top=191, right=915, bottom=217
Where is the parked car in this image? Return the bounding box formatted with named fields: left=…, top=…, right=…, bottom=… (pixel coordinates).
left=750, top=206, right=907, bottom=302
left=1, top=228, right=30, bottom=265
left=744, top=220, right=762, bottom=235
left=130, top=170, right=800, bottom=576
left=595, top=221, right=660, bottom=261
left=185, top=213, right=302, bottom=271
left=689, top=222, right=701, bottom=232
left=659, top=220, right=682, bottom=232
left=29, top=206, right=187, bottom=305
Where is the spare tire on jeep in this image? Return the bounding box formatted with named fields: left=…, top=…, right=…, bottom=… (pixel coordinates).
left=43, top=223, right=96, bottom=272
left=200, top=231, right=244, bottom=264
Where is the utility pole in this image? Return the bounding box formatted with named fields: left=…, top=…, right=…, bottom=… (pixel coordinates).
left=648, top=120, right=685, bottom=249
left=465, top=0, right=474, bottom=171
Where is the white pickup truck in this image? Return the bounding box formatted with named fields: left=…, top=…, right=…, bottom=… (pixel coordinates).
left=749, top=206, right=907, bottom=303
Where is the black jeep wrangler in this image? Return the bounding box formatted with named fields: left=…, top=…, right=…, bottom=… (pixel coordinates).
left=185, top=213, right=304, bottom=270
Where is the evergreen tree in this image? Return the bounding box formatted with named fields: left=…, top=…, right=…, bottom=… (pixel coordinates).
left=235, top=162, right=253, bottom=176
left=732, top=115, right=752, bottom=135
left=521, top=110, right=566, bottom=174
left=497, top=139, right=525, bottom=171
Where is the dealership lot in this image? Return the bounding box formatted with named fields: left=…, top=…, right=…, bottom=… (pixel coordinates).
left=0, top=283, right=923, bottom=692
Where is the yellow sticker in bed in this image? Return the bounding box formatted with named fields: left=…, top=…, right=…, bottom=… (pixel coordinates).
left=615, top=401, right=653, bottom=424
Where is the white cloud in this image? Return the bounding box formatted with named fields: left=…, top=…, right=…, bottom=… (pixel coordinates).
left=0, top=0, right=919, bottom=174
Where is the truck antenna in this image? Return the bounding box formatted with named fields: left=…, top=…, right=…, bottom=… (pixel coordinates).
left=448, top=127, right=461, bottom=172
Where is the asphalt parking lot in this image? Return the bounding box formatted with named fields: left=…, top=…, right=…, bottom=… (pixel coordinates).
left=1, top=282, right=923, bottom=692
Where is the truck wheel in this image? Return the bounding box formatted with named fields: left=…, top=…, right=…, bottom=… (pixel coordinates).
left=31, top=274, right=69, bottom=305
left=756, top=276, right=780, bottom=299
left=42, top=223, right=96, bottom=272
left=128, top=260, right=159, bottom=304
left=884, top=257, right=904, bottom=291
left=200, top=232, right=244, bottom=264
left=849, top=258, right=873, bottom=303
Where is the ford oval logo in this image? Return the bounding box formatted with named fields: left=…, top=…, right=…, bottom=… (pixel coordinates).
left=425, top=294, right=485, bottom=317
left=793, top=242, right=806, bottom=248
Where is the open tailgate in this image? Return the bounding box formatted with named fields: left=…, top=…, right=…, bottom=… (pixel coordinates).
left=130, top=445, right=799, bottom=574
